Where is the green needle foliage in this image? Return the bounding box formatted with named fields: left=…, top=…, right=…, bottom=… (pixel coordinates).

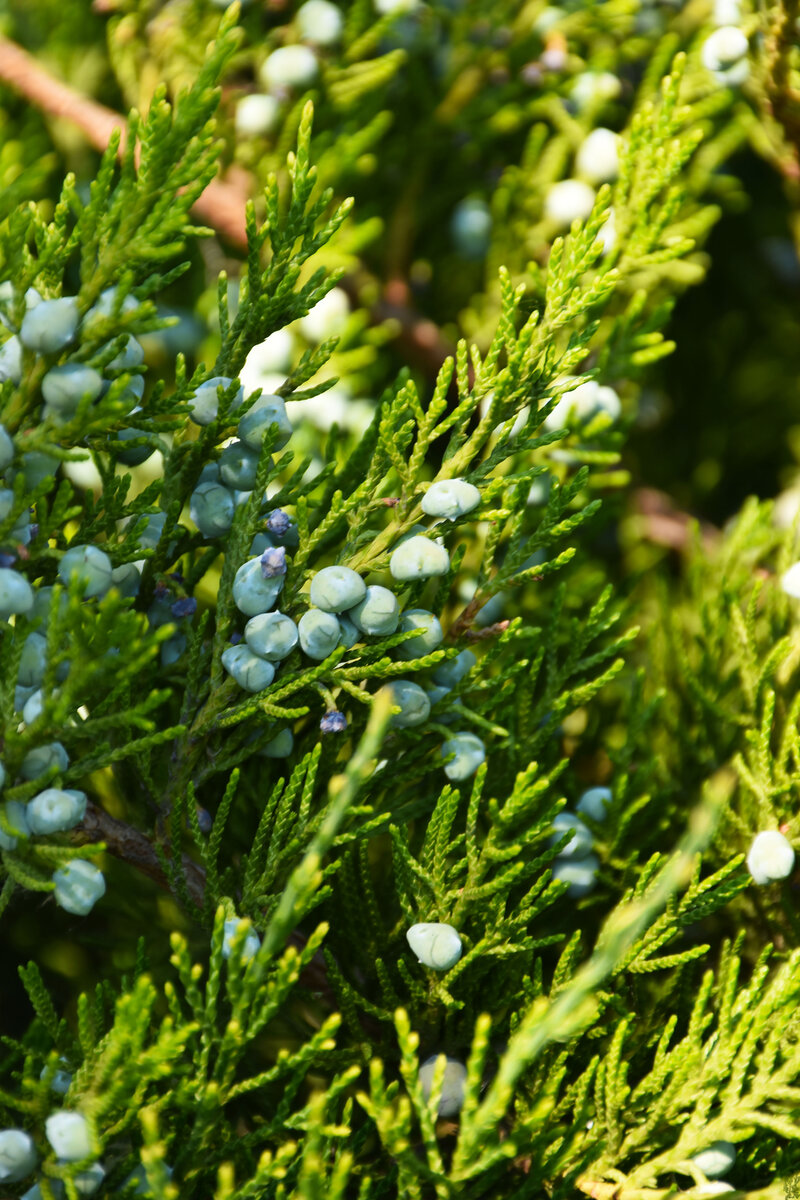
left=1, top=2, right=800, bottom=1198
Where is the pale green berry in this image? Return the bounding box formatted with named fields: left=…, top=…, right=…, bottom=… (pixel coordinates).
left=383, top=679, right=430, bottom=728
left=106, top=334, right=144, bottom=371
left=160, top=633, right=187, bottom=667
left=337, top=614, right=360, bottom=648
left=40, top=1059, right=71, bottom=1096
left=395, top=609, right=443, bottom=660
left=222, top=917, right=260, bottom=961
left=0, top=800, right=29, bottom=850
left=389, top=535, right=449, bottom=581
left=219, top=440, right=261, bottom=490
left=58, top=545, right=113, bottom=599
left=237, top=394, right=292, bottom=451
left=188, top=376, right=242, bottom=426
left=0, top=423, right=14, bottom=470
left=74, top=1163, right=105, bottom=1195
left=18, top=632, right=48, bottom=687
left=298, top=609, right=341, bottom=659
left=310, top=565, right=366, bottom=613
left=576, top=786, right=612, bottom=821
left=245, top=611, right=298, bottom=661
left=28, top=787, right=87, bottom=835
left=52, top=860, right=106, bottom=915
left=406, top=922, right=462, bottom=969
left=297, top=0, right=344, bottom=44
left=22, top=689, right=44, bottom=725
left=232, top=557, right=284, bottom=617
left=426, top=685, right=451, bottom=708
left=221, top=645, right=276, bottom=692
left=20, top=741, right=69, bottom=782
left=0, top=568, right=34, bottom=618
left=421, top=478, right=480, bottom=520
left=261, top=728, right=294, bottom=757
left=44, top=1111, right=91, bottom=1161
left=691, top=1143, right=736, bottom=1179
left=110, top=562, right=141, bottom=598
left=549, top=812, right=593, bottom=859
left=451, top=198, right=492, bottom=259
left=418, top=1055, right=467, bottom=1118
left=551, top=853, right=599, bottom=897
left=440, top=731, right=485, bottom=780
left=349, top=585, right=399, bottom=636
left=22, top=450, right=59, bottom=487
left=0, top=1128, right=37, bottom=1182
left=42, top=364, right=104, bottom=420
left=190, top=481, right=235, bottom=538
left=432, top=649, right=476, bottom=689
left=0, top=336, right=22, bottom=384
left=20, top=297, right=79, bottom=355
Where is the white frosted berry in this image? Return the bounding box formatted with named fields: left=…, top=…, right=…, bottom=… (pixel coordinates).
left=235, top=93, right=281, bottom=137
left=233, top=557, right=284, bottom=617
left=691, top=1142, right=736, bottom=1179
left=297, top=0, right=344, bottom=44
left=74, top=1163, right=105, bottom=1195
left=406, top=922, right=462, bottom=969
left=544, top=180, right=596, bottom=229
left=298, top=609, right=341, bottom=660
left=58, top=545, right=113, bottom=599
left=245, top=611, right=299, bottom=661
left=395, top=609, right=443, bottom=660
left=418, top=1055, right=467, bottom=1117
left=310, top=566, right=366, bottom=613
left=52, top=860, right=105, bottom=915
left=701, top=27, right=748, bottom=85
left=0, top=568, right=34, bottom=618
left=780, top=562, right=800, bottom=598
left=0, top=801, right=29, bottom=851
left=389, top=535, right=449, bottom=581
left=348, top=585, right=400, bottom=636
left=543, top=379, right=620, bottom=431
left=432, top=650, right=476, bottom=689
left=45, top=1111, right=91, bottom=1161
left=570, top=71, right=621, bottom=110
left=383, top=679, right=430, bottom=728
left=575, top=127, right=620, bottom=184
left=0, top=335, right=22, bottom=384
left=0, top=1128, right=37, bottom=1182
left=747, top=830, right=795, bottom=885
left=259, top=45, right=319, bottom=92
left=421, top=479, right=481, bottom=521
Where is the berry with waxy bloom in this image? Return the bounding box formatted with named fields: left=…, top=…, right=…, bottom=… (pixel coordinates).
left=235, top=93, right=280, bottom=137
left=299, top=609, right=342, bottom=660
left=320, top=710, right=347, bottom=733
left=222, top=917, right=261, bottom=961
left=245, top=611, right=299, bottom=661
left=42, top=364, right=104, bottom=420
left=432, top=649, right=477, bottom=689
left=259, top=45, right=319, bottom=92
left=237, top=393, right=293, bottom=451
left=18, top=632, right=48, bottom=688
left=20, top=297, right=79, bottom=355
left=418, top=1055, right=467, bottom=1117
left=262, top=728, right=294, bottom=757
left=389, top=535, right=450, bottom=582
left=52, top=860, right=106, bottom=915
left=0, top=567, right=34, bottom=618
left=58, top=545, right=113, bottom=599
left=266, top=509, right=292, bottom=538
left=450, top=198, right=492, bottom=259
left=0, top=336, right=22, bottom=384
left=188, top=376, right=242, bottom=426
left=233, top=557, right=284, bottom=616
left=746, top=830, right=795, bottom=885
left=20, top=739, right=68, bottom=787
left=440, top=731, right=486, bottom=780
left=0, top=1129, right=37, bottom=1182
left=395, top=609, right=443, bottom=660
left=383, top=679, right=431, bottom=728
left=297, top=0, right=344, bottom=44
left=0, top=800, right=29, bottom=850
left=190, top=481, right=235, bottom=539
left=0, top=423, right=12, bottom=470
left=548, top=811, right=594, bottom=859
left=310, top=565, right=366, bottom=613
left=45, top=1111, right=91, bottom=1161
left=221, top=645, right=276, bottom=693
left=219, top=440, right=261, bottom=490
left=406, top=922, right=462, bottom=970
left=575, top=127, right=620, bottom=184
left=27, top=788, right=87, bottom=835
left=701, top=26, right=749, bottom=85
left=577, top=786, right=612, bottom=821
left=349, top=585, right=400, bottom=636
left=691, top=1142, right=737, bottom=1179
left=421, top=479, right=481, bottom=520
left=551, top=853, right=599, bottom=897
left=544, top=179, right=596, bottom=229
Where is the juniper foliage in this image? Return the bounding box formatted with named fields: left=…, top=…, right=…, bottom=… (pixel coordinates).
left=0, top=2, right=800, bottom=1199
